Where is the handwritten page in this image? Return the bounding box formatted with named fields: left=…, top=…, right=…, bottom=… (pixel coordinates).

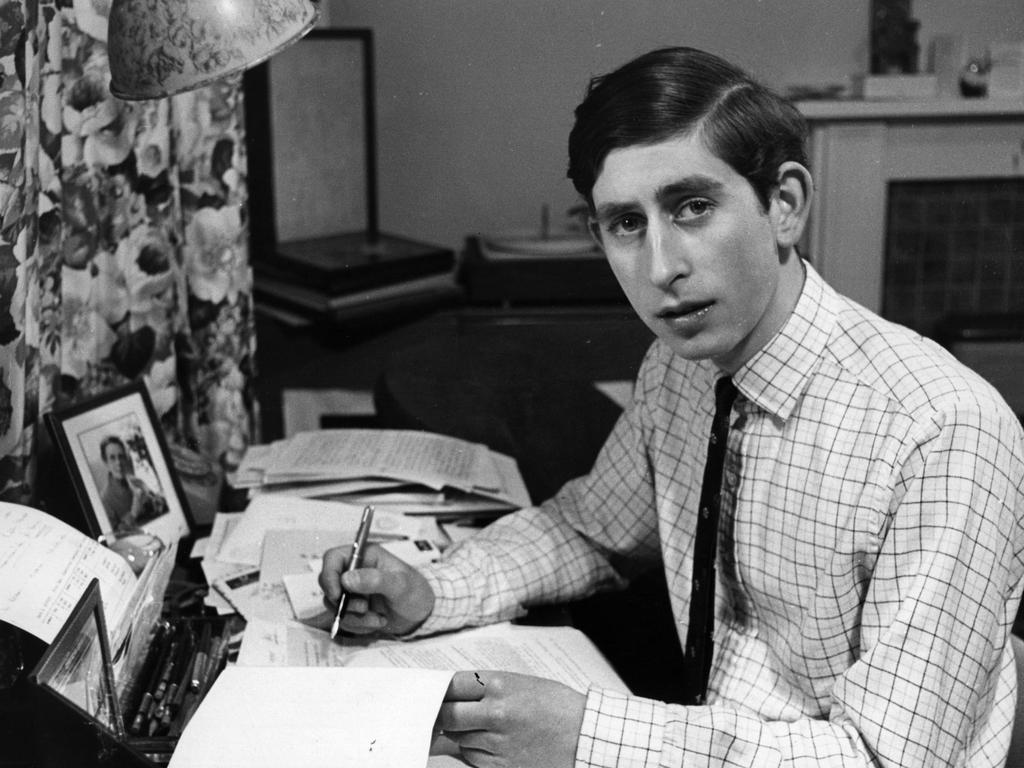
left=169, top=666, right=453, bottom=768
left=0, top=502, right=137, bottom=643
left=347, top=623, right=629, bottom=695
left=218, top=495, right=425, bottom=566
left=236, top=618, right=389, bottom=667
left=237, top=619, right=628, bottom=697
left=486, top=451, right=531, bottom=507
left=264, top=429, right=498, bottom=492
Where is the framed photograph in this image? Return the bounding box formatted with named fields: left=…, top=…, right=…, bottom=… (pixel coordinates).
left=45, top=382, right=193, bottom=545
left=244, top=28, right=378, bottom=255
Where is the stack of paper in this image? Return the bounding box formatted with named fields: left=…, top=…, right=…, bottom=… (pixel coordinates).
left=232, top=429, right=531, bottom=520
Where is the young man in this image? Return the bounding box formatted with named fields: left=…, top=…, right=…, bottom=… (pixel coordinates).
left=320, top=47, right=1024, bottom=767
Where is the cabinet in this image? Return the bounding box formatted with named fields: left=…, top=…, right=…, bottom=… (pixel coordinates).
left=797, top=98, right=1024, bottom=313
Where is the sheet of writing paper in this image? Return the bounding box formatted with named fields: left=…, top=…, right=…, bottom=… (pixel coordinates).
left=212, top=568, right=295, bottom=623
left=264, top=429, right=495, bottom=492
left=347, top=623, right=629, bottom=695
left=0, top=502, right=137, bottom=643
left=204, top=511, right=245, bottom=561
left=228, top=441, right=282, bottom=488
left=281, top=572, right=329, bottom=623
left=168, top=666, right=453, bottom=768
left=236, top=618, right=629, bottom=697
left=235, top=617, right=394, bottom=667
left=198, top=512, right=248, bottom=614
left=218, top=495, right=425, bottom=566
left=259, top=528, right=338, bottom=584
left=259, top=529, right=336, bottom=624
left=487, top=450, right=532, bottom=506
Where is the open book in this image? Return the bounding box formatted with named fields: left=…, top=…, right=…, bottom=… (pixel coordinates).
left=170, top=621, right=628, bottom=768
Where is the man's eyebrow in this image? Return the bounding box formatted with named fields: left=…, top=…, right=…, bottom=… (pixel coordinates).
left=656, top=175, right=727, bottom=205
left=593, top=175, right=727, bottom=221
left=592, top=200, right=635, bottom=222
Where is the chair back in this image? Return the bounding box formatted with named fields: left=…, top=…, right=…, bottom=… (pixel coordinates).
left=1008, top=633, right=1024, bottom=766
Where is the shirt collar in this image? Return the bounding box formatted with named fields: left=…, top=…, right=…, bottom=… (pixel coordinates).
left=732, top=261, right=836, bottom=420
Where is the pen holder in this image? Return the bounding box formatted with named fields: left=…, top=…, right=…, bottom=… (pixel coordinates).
left=29, top=578, right=234, bottom=767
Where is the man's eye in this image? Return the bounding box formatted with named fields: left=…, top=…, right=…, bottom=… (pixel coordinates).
left=675, top=199, right=714, bottom=222
left=608, top=214, right=645, bottom=237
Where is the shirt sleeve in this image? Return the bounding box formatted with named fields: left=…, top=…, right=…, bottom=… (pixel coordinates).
left=575, top=401, right=1024, bottom=768
left=414, top=346, right=665, bottom=637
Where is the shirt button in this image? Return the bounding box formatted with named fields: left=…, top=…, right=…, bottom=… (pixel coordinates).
left=709, top=433, right=718, bottom=446
left=701, top=506, right=710, bottom=519
left=693, top=578, right=700, bottom=591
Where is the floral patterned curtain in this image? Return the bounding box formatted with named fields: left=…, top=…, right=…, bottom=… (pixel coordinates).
left=0, top=0, right=258, bottom=504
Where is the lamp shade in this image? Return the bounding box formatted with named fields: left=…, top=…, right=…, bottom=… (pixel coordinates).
left=108, top=0, right=321, bottom=100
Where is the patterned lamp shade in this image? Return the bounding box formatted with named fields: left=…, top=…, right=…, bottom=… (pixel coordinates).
left=108, top=0, right=321, bottom=100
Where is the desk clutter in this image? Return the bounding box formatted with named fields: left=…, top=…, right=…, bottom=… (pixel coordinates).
left=230, top=427, right=532, bottom=520
left=0, top=428, right=626, bottom=767
left=0, top=503, right=236, bottom=766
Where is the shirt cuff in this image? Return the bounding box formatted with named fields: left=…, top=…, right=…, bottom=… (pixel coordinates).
left=576, top=687, right=666, bottom=768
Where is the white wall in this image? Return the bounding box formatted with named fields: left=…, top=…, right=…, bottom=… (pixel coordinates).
left=317, top=0, right=1023, bottom=252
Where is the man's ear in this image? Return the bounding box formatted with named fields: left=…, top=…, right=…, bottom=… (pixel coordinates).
left=771, top=161, right=813, bottom=249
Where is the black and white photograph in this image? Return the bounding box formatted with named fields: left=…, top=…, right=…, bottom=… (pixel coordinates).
left=46, top=383, right=192, bottom=545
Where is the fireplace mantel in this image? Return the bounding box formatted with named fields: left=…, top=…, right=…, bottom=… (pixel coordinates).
left=796, top=98, right=1024, bottom=312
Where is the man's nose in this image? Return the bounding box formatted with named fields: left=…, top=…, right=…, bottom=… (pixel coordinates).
left=647, top=220, right=691, bottom=287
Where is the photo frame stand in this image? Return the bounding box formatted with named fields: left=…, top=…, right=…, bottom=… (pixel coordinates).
left=44, top=382, right=195, bottom=546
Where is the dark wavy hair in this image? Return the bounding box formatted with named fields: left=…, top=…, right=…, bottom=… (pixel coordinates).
left=100, top=435, right=126, bottom=462
left=567, top=47, right=809, bottom=212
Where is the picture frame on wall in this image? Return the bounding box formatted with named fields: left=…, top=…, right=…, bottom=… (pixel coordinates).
left=243, top=27, right=458, bottom=319
left=244, top=27, right=378, bottom=258
left=44, top=382, right=193, bottom=545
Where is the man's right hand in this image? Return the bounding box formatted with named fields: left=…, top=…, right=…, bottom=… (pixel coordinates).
left=318, top=543, right=435, bottom=637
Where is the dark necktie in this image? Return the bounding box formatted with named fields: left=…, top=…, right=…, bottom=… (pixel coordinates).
left=681, top=375, right=738, bottom=705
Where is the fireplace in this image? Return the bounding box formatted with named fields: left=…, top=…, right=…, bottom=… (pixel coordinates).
left=884, top=177, right=1024, bottom=336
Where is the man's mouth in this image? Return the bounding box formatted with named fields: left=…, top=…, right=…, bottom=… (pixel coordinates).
left=656, top=301, right=714, bottom=321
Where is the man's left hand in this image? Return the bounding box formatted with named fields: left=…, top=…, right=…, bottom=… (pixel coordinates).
left=435, top=670, right=586, bottom=768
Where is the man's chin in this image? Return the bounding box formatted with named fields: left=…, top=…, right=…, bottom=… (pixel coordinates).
left=658, top=333, right=725, bottom=363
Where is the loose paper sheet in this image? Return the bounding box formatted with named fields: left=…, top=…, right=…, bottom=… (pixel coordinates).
left=347, top=623, right=629, bottom=695
left=0, top=502, right=137, bottom=643
left=237, top=620, right=628, bottom=696
left=218, top=496, right=425, bottom=566
left=168, top=666, right=453, bottom=768
left=236, top=618, right=389, bottom=667
left=198, top=512, right=249, bottom=614
left=264, top=429, right=499, bottom=492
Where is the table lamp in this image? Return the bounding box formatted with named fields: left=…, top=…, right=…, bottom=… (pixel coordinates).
left=107, top=0, right=321, bottom=100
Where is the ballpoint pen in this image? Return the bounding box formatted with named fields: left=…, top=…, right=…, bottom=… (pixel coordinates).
left=330, top=505, right=375, bottom=640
